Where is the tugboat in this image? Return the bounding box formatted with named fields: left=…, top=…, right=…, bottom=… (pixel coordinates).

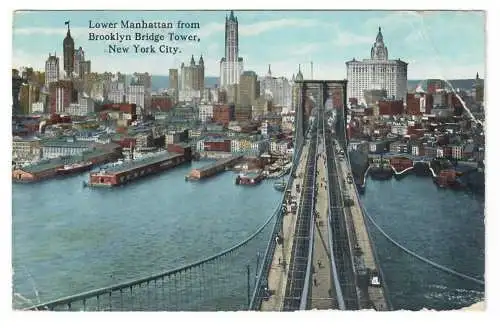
left=57, top=161, right=93, bottom=176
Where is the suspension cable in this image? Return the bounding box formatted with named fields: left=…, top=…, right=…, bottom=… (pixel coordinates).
left=359, top=202, right=484, bottom=286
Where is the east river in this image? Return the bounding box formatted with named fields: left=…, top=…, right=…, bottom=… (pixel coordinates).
left=12, top=163, right=485, bottom=310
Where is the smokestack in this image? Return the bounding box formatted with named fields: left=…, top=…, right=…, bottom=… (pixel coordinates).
left=311, top=61, right=313, bottom=79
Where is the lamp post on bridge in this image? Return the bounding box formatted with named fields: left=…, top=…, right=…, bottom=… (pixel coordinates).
left=246, top=264, right=251, bottom=307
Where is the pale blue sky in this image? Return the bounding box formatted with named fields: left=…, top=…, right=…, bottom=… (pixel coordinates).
left=12, top=10, right=485, bottom=79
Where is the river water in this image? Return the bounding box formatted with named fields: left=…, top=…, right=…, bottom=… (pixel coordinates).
left=360, top=175, right=485, bottom=310
left=12, top=163, right=485, bottom=310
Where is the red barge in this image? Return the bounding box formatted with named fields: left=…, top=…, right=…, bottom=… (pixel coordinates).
left=88, top=144, right=192, bottom=187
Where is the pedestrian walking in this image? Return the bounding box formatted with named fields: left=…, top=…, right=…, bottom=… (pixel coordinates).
left=313, top=278, right=318, bottom=287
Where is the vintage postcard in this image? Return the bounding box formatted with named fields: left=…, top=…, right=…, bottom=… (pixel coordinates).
left=11, top=10, right=485, bottom=312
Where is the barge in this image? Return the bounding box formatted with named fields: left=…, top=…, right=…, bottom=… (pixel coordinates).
left=235, top=171, right=265, bottom=185
left=186, top=155, right=242, bottom=181
left=88, top=145, right=191, bottom=187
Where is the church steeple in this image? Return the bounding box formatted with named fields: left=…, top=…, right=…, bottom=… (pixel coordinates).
left=267, top=64, right=272, bottom=76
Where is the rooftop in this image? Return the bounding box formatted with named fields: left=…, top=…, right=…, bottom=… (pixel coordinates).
left=99, top=152, right=182, bottom=174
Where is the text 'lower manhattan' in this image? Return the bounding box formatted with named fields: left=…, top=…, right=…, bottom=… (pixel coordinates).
left=88, top=20, right=200, bottom=29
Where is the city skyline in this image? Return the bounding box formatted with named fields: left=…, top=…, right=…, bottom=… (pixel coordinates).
left=13, top=10, right=485, bottom=80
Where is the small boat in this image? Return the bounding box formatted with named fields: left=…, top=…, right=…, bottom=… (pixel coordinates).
left=273, top=179, right=286, bottom=192
left=57, top=161, right=93, bottom=175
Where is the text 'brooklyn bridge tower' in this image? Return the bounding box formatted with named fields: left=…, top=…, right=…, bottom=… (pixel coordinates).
left=219, top=11, right=244, bottom=88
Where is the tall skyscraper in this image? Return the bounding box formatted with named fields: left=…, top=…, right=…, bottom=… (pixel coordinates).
left=79, top=60, right=91, bottom=78
left=238, top=71, right=259, bottom=106
left=260, top=65, right=292, bottom=109
left=133, top=72, right=152, bottom=109
left=169, top=68, right=179, bottom=90
left=220, top=11, right=244, bottom=88
left=63, top=22, right=75, bottom=78
left=180, top=55, right=205, bottom=91
left=74, top=47, right=85, bottom=77
left=346, top=27, right=408, bottom=105
left=45, top=53, right=60, bottom=86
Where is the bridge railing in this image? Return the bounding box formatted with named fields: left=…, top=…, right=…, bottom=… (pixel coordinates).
left=249, top=127, right=304, bottom=310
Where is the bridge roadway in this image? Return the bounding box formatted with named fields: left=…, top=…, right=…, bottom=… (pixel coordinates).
left=335, top=141, right=388, bottom=310
left=309, top=134, right=335, bottom=309
left=260, top=140, right=311, bottom=311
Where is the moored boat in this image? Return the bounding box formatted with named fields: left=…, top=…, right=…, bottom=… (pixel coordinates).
left=273, top=179, right=286, bottom=192
left=236, top=171, right=265, bottom=185
left=56, top=161, right=93, bottom=175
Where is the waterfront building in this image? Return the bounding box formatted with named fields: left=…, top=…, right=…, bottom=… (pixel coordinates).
left=45, top=54, right=60, bottom=86
left=12, top=136, right=41, bottom=161
left=220, top=11, right=244, bottom=88
left=63, top=23, right=75, bottom=78
left=346, top=27, right=408, bottom=105
left=41, top=138, right=92, bottom=159
left=250, top=140, right=267, bottom=155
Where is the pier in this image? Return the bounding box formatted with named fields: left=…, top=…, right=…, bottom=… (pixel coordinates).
left=187, top=155, right=243, bottom=180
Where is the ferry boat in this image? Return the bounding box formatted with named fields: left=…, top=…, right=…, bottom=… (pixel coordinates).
left=369, top=158, right=393, bottom=180
left=56, top=161, right=93, bottom=175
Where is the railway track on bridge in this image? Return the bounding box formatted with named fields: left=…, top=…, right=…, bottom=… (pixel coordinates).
left=282, top=109, right=319, bottom=311
left=324, top=114, right=361, bottom=310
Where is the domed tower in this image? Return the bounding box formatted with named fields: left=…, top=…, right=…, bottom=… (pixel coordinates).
left=63, top=21, right=75, bottom=78
left=371, top=27, right=388, bottom=61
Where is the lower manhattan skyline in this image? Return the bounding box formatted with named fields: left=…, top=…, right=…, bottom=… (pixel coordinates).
left=13, top=10, right=485, bottom=80
left=10, top=7, right=487, bottom=315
